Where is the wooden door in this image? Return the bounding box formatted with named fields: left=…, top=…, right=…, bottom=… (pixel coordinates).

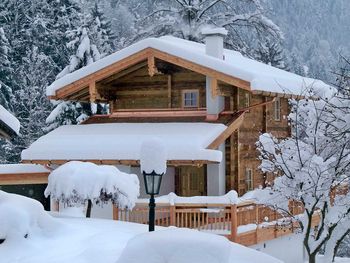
left=177, top=166, right=206, bottom=196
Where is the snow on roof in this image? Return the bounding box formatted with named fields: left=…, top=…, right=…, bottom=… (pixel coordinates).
left=21, top=123, right=226, bottom=163
left=0, top=164, right=49, bottom=174
left=47, top=35, right=332, bottom=98
left=0, top=105, right=20, bottom=135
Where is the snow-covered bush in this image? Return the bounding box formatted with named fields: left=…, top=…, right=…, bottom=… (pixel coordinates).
left=257, top=88, right=350, bottom=263
left=45, top=161, right=140, bottom=217
left=0, top=191, right=57, bottom=243
left=116, top=228, right=282, bottom=263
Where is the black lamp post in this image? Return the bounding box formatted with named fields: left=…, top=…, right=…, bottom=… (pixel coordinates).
left=143, top=170, right=164, bottom=231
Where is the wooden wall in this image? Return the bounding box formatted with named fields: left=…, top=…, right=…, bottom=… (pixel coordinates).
left=225, top=89, right=291, bottom=196
left=102, top=66, right=207, bottom=110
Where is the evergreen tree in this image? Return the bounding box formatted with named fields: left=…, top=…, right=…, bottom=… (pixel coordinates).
left=89, top=2, right=116, bottom=56
left=1, top=47, right=53, bottom=163
left=0, top=27, right=14, bottom=111
left=47, top=25, right=107, bottom=130
left=255, top=39, right=288, bottom=70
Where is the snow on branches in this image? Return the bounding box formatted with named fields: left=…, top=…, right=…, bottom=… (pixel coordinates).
left=45, top=161, right=140, bottom=216
left=257, top=88, right=350, bottom=262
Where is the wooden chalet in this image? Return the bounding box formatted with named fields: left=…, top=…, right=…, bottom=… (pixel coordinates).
left=21, top=28, right=330, bottom=197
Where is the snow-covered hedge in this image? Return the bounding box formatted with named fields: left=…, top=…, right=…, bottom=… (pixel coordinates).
left=0, top=191, right=56, bottom=242
left=117, top=228, right=282, bottom=263
left=45, top=161, right=140, bottom=209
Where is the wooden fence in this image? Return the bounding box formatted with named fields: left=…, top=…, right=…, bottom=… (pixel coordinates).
left=113, top=199, right=305, bottom=245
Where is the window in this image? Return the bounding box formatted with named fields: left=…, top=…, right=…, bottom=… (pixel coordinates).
left=244, top=93, right=251, bottom=112
left=244, top=93, right=250, bottom=108
left=245, top=168, right=253, bottom=191
left=182, top=90, right=199, bottom=108
left=274, top=97, right=281, bottom=121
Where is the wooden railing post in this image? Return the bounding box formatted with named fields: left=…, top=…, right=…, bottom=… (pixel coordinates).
left=51, top=200, right=59, bottom=212
left=113, top=205, right=119, bottom=221
left=230, top=204, right=238, bottom=242
left=170, top=204, right=176, bottom=226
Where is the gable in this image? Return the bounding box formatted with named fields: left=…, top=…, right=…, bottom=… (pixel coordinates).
left=48, top=47, right=251, bottom=102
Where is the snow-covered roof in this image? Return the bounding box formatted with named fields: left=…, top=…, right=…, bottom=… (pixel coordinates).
left=21, top=123, right=226, bottom=163
left=0, top=164, right=49, bottom=174
left=47, top=36, right=332, bottom=97
left=0, top=105, right=20, bottom=136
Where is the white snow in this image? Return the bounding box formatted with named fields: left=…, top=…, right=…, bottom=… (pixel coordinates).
left=117, top=228, right=282, bottom=263
left=0, top=191, right=283, bottom=263
left=0, top=164, right=49, bottom=174
left=140, top=137, right=167, bottom=174
left=136, top=191, right=238, bottom=205
left=0, top=191, right=57, bottom=242
left=0, top=105, right=20, bottom=135
left=45, top=161, right=140, bottom=209
left=21, top=122, right=226, bottom=163
left=47, top=36, right=333, bottom=98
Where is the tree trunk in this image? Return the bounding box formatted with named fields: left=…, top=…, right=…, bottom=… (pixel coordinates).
left=308, top=253, right=316, bottom=263
left=86, top=200, right=92, bottom=218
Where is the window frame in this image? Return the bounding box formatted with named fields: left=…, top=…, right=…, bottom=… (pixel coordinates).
left=274, top=97, right=281, bottom=121
left=245, top=168, right=253, bottom=191
left=182, top=89, right=200, bottom=108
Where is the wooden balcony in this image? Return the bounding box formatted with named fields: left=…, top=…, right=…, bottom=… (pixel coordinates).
left=113, top=197, right=307, bottom=246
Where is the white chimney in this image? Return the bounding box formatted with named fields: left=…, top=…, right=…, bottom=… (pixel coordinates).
left=201, top=27, right=227, bottom=119
left=202, top=27, right=227, bottom=59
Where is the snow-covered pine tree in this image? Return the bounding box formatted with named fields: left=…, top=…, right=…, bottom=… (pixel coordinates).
left=2, top=47, right=53, bottom=163
left=0, top=27, right=14, bottom=111
left=132, top=0, right=283, bottom=56
left=89, top=2, right=116, bottom=56
left=46, top=25, right=107, bottom=130
left=254, top=39, right=288, bottom=70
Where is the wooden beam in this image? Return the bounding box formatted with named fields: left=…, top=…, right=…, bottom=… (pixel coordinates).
left=101, top=61, right=148, bottom=84
left=0, top=172, right=49, bottom=185
left=22, top=159, right=218, bottom=166
left=148, top=55, right=159, bottom=77
left=210, top=78, right=218, bottom=98
left=207, top=111, right=245, bottom=150
left=89, top=81, right=97, bottom=102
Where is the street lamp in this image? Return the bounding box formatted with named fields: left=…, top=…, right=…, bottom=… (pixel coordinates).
left=140, top=138, right=167, bottom=232
left=143, top=170, right=164, bottom=231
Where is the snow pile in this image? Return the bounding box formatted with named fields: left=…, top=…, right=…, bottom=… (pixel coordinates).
left=21, top=122, right=226, bottom=163
left=140, top=137, right=167, bottom=174
left=137, top=190, right=238, bottom=205
left=116, top=228, right=282, bottom=263
left=47, top=36, right=333, bottom=98
left=0, top=105, right=20, bottom=135
left=0, top=191, right=57, bottom=243
left=45, top=161, right=140, bottom=209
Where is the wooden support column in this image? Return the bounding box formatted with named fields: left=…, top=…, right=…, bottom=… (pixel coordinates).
left=89, top=81, right=97, bottom=102
left=210, top=78, right=218, bottom=98
left=230, top=204, right=238, bottom=242
left=113, top=205, right=119, bottom=220
left=109, top=100, right=114, bottom=113
left=52, top=200, right=59, bottom=212
left=167, top=75, right=172, bottom=108
left=148, top=56, right=159, bottom=77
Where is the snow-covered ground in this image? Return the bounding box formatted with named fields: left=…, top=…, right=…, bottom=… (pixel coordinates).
left=0, top=191, right=281, bottom=263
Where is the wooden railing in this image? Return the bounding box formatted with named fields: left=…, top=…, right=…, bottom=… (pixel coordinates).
left=113, top=197, right=305, bottom=245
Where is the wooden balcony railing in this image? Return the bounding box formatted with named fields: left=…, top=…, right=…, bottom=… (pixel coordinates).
left=113, top=192, right=306, bottom=246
